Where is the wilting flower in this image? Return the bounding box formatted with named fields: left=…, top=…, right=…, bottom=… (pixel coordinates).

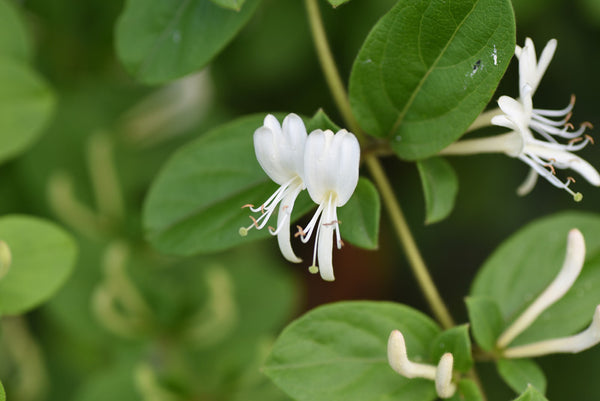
left=296, top=129, right=360, bottom=281
left=239, top=114, right=307, bottom=263
left=440, top=38, right=600, bottom=200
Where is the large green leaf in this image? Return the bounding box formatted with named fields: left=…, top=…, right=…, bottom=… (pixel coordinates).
left=470, top=212, right=600, bottom=346
left=264, top=301, right=441, bottom=401
left=430, top=325, right=472, bottom=373
left=143, top=114, right=314, bottom=256
left=209, top=0, right=246, bottom=11
left=0, top=380, right=4, bottom=401
left=0, top=215, right=77, bottom=315
left=497, top=358, right=546, bottom=395
left=349, top=0, right=515, bottom=159
left=447, top=379, right=484, bottom=401
left=465, top=296, right=504, bottom=352
left=337, top=178, right=380, bottom=249
left=416, top=157, right=458, bottom=224
left=327, top=0, right=351, bottom=7
left=116, top=0, right=262, bottom=84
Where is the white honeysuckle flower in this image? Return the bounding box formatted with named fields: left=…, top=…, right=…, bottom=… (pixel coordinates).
left=441, top=38, right=600, bottom=200
left=296, top=129, right=360, bottom=281
left=497, top=229, right=585, bottom=349
left=387, top=330, right=457, bottom=399
left=239, top=113, right=307, bottom=263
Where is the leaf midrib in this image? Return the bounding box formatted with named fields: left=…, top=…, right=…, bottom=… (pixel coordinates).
left=388, top=0, right=480, bottom=137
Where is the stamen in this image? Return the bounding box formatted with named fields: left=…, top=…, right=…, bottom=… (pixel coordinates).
left=565, top=122, right=575, bottom=131
left=322, top=220, right=341, bottom=226
left=241, top=204, right=254, bottom=209
left=569, top=137, right=583, bottom=144
left=567, top=176, right=576, bottom=183
left=248, top=215, right=259, bottom=228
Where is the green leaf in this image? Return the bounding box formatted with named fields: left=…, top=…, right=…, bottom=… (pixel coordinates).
left=470, top=212, right=600, bottom=346
left=305, top=109, right=341, bottom=133
left=348, top=0, right=515, bottom=159
left=465, top=296, right=504, bottom=352
left=264, top=301, right=441, bottom=401
left=337, top=178, right=380, bottom=249
left=116, top=0, right=262, bottom=84
left=0, top=215, right=77, bottom=315
left=327, top=0, right=351, bottom=7
left=497, top=358, right=546, bottom=395
left=514, top=385, right=549, bottom=401
left=0, top=0, right=31, bottom=62
left=447, top=379, right=484, bottom=401
left=0, top=380, right=4, bottom=401
left=0, top=58, right=55, bottom=164
left=430, top=325, right=473, bottom=373
left=416, top=157, right=458, bottom=224
left=143, top=114, right=314, bottom=256
left=209, top=0, right=246, bottom=11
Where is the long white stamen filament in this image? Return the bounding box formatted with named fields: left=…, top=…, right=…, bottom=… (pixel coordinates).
left=388, top=331, right=456, bottom=398
left=497, top=229, right=586, bottom=349
left=504, top=305, right=600, bottom=358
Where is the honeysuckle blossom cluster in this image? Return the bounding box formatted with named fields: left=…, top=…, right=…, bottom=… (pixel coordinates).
left=497, top=229, right=600, bottom=358
left=441, top=38, right=600, bottom=200
left=239, top=113, right=360, bottom=282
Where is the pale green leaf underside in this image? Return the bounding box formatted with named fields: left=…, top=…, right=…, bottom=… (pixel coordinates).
left=327, top=0, right=351, bottom=7
left=349, top=0, right=515, bottom=160
left=514, top=386, right=549, bottom=401
left=470, top=212, right=600, bottom=346
left=116, top=0, right=261, bottom=84
left=0, top=215, right=77, bottom=315
left=264, top=301, right=441, bottom=401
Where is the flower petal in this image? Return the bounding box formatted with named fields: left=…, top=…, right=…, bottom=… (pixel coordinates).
left=275, top=183, right=303, bottom=263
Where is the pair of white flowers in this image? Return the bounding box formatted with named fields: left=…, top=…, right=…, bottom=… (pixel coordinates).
left=388, top=229, right=600, bottom=398
left=442, top=38, right=600, bottom=199
left=239, top=114, right=360, bottom=282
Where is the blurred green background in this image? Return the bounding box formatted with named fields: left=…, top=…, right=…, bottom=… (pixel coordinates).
left=1, top=0, right=600, bottom=400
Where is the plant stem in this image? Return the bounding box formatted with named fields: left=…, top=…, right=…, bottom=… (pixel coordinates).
left=365, top=156, right=455, bottom=329
left=304, top=0, right=362, bottom=138
left=304, top=0, right=454, bottom=330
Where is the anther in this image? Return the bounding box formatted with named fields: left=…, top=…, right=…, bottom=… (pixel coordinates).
left=322, top=220, right=341, bottom=226
left=294, top=225, right=306, bottom=238
left=585, top=134, right=595, bottom=145
left=241, top=204, right=254, bottom=209
left=582, top=121, right=594, bottom=129
left=544, top=164, right=556, bottom=175
left=248, top=215, right=259, bottom=229
left=569, top=137, right=583, bottom=145
left=567, top=176, right=576, bottom=183
left=565, top=111, right=573, bottom=123
left=565, top=122, right=575, bottom=131
left=570, top=94, right=576, bottom=106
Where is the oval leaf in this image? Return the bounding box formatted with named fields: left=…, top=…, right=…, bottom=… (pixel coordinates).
left=470, top=212, right=600, bottom=346
left=417, top=157, right=458, bottom=224
left=0, top=215, right=77, bottom=315
left=448, top=379, right=484, bottom=401
left=349, top=0, right=515, bottom=159
left=143, top=114, right=314, bottom=256
left=0, top=0, right=31, bottom=62
left=497, top=358, right=547, bottom=395
left=264, top=301, right=441, bottom=401
left=116, top=0, right=262, bottom=84
left=337, top=178, right=380, bottom=249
